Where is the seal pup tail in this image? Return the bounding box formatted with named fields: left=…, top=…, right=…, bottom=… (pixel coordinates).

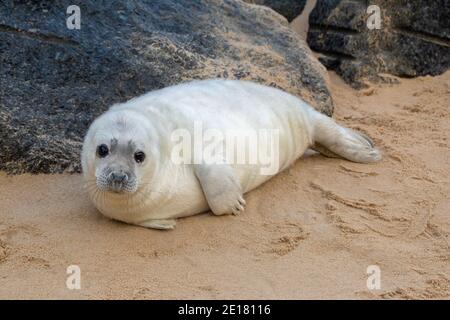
left=309, top=111, right=381, bottom=163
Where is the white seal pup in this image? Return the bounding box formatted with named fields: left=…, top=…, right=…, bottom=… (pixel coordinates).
left=82, top=79, right=381, bottom=230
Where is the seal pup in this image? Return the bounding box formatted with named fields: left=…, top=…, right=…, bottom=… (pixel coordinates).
left=82, top=79, right=381, bottom=229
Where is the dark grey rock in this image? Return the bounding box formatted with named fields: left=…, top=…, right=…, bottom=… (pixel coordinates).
left=306, top=0, right=450, bottom=87
left=0, top=0, right=332, bottom=174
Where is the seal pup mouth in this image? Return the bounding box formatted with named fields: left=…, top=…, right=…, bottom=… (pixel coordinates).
left=109, top=182, right=127, bottom=194
left=103, top=181, right=138, bottom=194
left=106, top=179, right=138, bottom=194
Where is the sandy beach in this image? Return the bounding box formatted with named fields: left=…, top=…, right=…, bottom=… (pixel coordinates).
left=0, top=70, right=449, bottom=299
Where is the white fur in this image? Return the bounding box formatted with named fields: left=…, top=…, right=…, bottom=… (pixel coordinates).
left=82, top=79, right=380, bottom=229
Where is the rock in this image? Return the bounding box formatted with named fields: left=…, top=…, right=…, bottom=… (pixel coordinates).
left=0, top=0, right=332, bottom=174
left=244, top=0, right=307, bottom=22
left=306, top=0, right=450, bottom=88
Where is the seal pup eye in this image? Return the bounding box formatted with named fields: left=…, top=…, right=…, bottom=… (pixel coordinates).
left=97, top=144, right=109, bottom=158
left=134, top=151, right=145, bottom=163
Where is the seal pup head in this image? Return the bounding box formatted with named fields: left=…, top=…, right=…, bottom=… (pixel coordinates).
left=81, top=109, right=160, bottom=196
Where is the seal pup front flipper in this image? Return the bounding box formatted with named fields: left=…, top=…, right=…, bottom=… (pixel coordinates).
left=194, top=163, right=246, bottom=216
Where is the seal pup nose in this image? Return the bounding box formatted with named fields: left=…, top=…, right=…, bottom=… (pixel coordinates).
left=109, top=171, right=128, bottom=183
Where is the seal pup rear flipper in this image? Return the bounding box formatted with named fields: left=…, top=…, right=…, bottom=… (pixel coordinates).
left=309, top=111, right=381, bottom=163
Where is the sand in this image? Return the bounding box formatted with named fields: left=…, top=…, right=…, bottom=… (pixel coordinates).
left=290, top=0, right=317, bottom=40
left=0, top=71, right=449, bottom=299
